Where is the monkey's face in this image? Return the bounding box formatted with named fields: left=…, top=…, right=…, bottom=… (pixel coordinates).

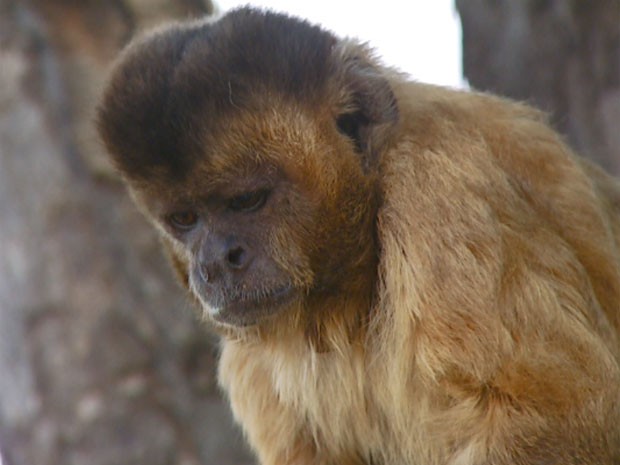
left=131, top=107, right=378, bottom=327
left=148, top=169, right=296, bottom=327
left=97, top=8, right=398, bottom=328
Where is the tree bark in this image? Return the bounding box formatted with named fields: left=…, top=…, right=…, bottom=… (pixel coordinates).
left=0, top=1, right=253, bottom=464
left=457, top=0, right=620, bottom=175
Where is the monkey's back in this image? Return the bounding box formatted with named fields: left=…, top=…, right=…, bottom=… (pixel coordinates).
left=373, top=81, right=620, bottom=463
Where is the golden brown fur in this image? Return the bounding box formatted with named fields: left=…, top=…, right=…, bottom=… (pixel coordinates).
left=218, top=85, right=620, bottom=465
left=97, top=8, right=620, bottom=465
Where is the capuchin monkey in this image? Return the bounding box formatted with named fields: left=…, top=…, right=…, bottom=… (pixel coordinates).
left=97, top=7, right=620, bottom=465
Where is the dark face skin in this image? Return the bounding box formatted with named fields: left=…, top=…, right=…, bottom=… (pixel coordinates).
left=148, top=163, right=304, bottom=327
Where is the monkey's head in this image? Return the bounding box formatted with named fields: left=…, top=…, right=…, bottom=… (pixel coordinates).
left=97, top=8, right=398, bottom=330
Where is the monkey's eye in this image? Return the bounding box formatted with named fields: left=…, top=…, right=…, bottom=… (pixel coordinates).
left=228, top=189, right=270, bottom=213
left=166, top=211, right=199, bottom=231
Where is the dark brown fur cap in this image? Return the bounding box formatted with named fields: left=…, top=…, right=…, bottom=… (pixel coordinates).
left=96, top=7, right=398, bottom=181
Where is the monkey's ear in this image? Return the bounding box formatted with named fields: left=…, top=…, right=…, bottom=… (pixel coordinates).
left=334, top=43, right=399, bottom=171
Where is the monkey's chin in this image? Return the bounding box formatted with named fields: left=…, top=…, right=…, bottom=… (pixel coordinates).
left=202, top=284, right=297, bottom=327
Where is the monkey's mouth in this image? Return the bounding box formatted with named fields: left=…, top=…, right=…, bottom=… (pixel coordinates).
left=204, top=283, right=297, bottom=326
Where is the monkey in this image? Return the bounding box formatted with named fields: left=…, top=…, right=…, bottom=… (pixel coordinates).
left=96, top=7, right=620, bottom=465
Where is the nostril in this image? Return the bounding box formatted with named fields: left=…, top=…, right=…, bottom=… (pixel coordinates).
left=227, top=246, right=246, bottom=268
left=199, top=263, right=211, bottom=283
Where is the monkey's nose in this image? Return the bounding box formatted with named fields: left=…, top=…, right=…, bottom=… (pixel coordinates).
left=198, top=237, right=252, bottom=284
left=226, top=246, right=248, bottom=269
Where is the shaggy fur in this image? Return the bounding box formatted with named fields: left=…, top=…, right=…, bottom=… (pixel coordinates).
left=98, top=7, right=620, bottom=465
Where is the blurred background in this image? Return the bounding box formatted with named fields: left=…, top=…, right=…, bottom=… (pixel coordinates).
left=0, top=1, right=618, bottom=464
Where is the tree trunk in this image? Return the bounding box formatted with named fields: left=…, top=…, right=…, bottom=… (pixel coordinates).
left=457, top=0, right=620, bottom=175
left=0, top=1, right=253, bottom=464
